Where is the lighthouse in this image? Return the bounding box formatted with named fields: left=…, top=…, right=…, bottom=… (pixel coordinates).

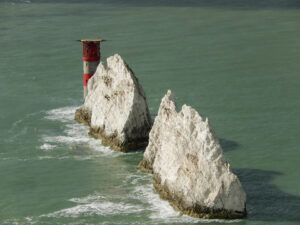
left=77, top=39, right=105, bottom=99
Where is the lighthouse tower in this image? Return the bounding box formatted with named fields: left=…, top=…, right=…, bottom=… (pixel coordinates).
left=78, top=39, right=105, bottom=99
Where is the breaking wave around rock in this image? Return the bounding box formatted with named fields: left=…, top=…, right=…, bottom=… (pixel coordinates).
left=41, top=106, right=122, bottom=157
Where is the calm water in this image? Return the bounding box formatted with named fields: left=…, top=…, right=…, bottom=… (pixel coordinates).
left=0, top=0, right=300, bottom=224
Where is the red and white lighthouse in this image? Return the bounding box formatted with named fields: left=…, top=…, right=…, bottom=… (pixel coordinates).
left=78, top=39, right=105, bottom=99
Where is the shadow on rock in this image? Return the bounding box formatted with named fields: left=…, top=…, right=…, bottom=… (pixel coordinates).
left=233, top=168, right=300, bottom=222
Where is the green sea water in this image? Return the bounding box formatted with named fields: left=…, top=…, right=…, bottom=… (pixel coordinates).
left=0, top=0, right=300, bottom=224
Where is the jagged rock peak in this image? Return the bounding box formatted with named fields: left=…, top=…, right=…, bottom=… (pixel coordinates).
left=138, top=90, right=247, bottom=219
left=75, top=54, right=152, bottom=152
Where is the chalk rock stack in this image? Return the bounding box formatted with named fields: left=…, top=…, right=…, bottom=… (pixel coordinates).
left=75, top=54, right=152, bottom=152
left=138, top=90, right=247, bottom=219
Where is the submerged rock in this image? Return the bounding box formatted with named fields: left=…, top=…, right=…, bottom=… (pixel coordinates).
left=75, top=54, right=152, bottom=152
left=138, top=90, right=247, bottom=219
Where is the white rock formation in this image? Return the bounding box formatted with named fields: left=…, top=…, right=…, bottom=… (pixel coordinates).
left=75, top=54, right=152, bottom=152
left=138, top=90, right=247, bottom=219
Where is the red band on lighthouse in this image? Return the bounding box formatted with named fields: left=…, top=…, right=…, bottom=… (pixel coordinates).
left=83, top=73, right=93, bottom=86
left=78, top=39, right=105, bottom=99
left=82, top=42, right=100, bottom=62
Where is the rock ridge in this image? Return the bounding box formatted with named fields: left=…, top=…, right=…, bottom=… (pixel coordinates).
left=138, top=90, right=247, bottom=219
left=75, top=54, right=152, bottom=152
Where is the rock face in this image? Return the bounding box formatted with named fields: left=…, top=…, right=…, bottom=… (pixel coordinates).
left=138, top=90, right=247, bottom=219
left=75, top=54, right=152, bottom=152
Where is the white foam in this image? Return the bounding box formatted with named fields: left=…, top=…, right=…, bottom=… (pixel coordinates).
left=69, top=194, right=105, bottom=204
left=44, top=106, right=77, bottom=123
left=132, top=184, right=182, bottom=220
left=129, top=176, right=241, bottom=224
left=37, top=155, right=109, bottom=161
left=72, top=155, right=101, bottom=161
left=43, top=135, right=90, bottom=144
left=37, top=173, right=241, bottom=223
left=42, top=194, right=143, bottom=218
left=24, top=217, right=35, bottom=224
left=2, top=217, right=37, bottom=225
left=40, top=143, right=56, bottom=151
left=37, top=156, right=55, bottom=160
left=45, top=202, right=142, bottom=218
left=123, top=173, right=152, bottom=185
left=42, top=106, right=122, bottom=157
left=40, top=107, right=241, bottom=223
left=2, top=219, right=19, bottom=225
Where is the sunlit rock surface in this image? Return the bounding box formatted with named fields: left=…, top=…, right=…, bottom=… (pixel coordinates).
left=75, top=54, right=152, bottom=152
left=138, top=90, right=247, bottom=219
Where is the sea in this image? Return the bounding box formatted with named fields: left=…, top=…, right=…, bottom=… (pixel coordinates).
left=0, top=0, right=299, bottom=224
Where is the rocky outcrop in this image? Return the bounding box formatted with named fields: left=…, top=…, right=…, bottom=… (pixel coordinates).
left=75, top=54, right=152, bottom=152
left=138, top=90, right=247, bottom=219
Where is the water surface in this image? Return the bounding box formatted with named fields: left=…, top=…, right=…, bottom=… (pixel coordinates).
left=0, top=1, right=299, bottom=224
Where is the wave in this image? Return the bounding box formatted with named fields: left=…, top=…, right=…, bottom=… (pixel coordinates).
left=40, top=143, right=56, bottom=151
left=44, top=201, right=142, bottom=218
left=37, top=155, right=104, bottom=161
left=2, top=217, right=36, bottom=225
left=0, top=155, right=104, bottom=162
left=39, top=177, right=240, bottom=224
left=44, top=106, right=77, bottom=123
left=127, top=173, right=241, bottom=224
left=37, top=106, right=241, bottom=223
left=3, top=173, right=241, bottom=224
left=42, top=194, right=143, bottom=218
left=41, top=106, right=121, bottom=157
